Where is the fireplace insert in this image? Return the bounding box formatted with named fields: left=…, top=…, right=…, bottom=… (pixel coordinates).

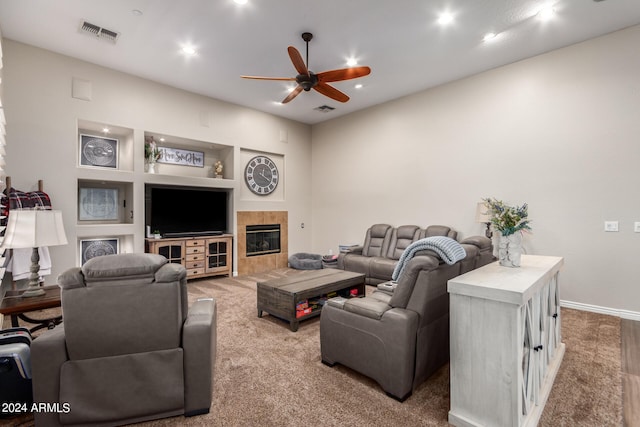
left=246, top=224, right=281, bottom=256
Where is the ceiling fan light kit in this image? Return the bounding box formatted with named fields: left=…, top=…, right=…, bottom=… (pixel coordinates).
left=241, top=32, right=371, bottom=104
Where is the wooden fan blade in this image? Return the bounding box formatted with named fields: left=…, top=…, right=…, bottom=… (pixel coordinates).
left=282, top=85, right=303, bottom=104
left=314, top=82, right=349, bottom=103
left=241, top=75, right=296, bottom=81
left=317, top=66, right=371, bottom=83
left=287, top=46, right=309, bottom=76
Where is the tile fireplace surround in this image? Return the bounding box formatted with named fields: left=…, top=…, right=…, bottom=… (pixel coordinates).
left=237, top=211, right=289, bottom=275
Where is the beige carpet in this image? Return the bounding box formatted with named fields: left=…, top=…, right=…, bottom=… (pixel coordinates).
left=1, top=269, right=622, bottom=426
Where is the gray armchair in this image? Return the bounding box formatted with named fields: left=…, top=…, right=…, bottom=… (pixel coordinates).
left=31, top=253, right=216, bottom=426
left=321, top=237, right=492, bottom=401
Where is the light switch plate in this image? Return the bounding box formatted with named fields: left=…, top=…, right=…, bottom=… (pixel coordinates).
left=634, top=222, right=640, bottom=233
left=604, top=221, right=619, bottom=232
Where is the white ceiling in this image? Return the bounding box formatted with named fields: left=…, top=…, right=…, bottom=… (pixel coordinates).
left=1, top=0, right=639, bottom=125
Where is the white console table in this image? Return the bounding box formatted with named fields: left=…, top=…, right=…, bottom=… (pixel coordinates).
left=448, top=255, right=565, bottom=427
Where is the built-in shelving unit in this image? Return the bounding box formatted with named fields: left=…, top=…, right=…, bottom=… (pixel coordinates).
left=74, top=119, right=235, bottom=270
left=143, top=131, right=234, bottom=180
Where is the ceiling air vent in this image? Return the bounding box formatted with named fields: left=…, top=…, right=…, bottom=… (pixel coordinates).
left=79, top=21, right=119, bottom=43
left=314, top=105, right=335, bottom=113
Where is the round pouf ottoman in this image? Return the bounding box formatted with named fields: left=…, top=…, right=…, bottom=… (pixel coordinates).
left=288, top=252, right=323, bottom=270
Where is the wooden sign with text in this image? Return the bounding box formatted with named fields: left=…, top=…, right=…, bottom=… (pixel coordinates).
left=157, top=147, right=205, bottom=168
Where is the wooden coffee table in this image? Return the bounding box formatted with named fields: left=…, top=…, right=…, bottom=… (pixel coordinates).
left=0, top=285, right=62, bottom=332
left=257, top=269, right=365, bottom=332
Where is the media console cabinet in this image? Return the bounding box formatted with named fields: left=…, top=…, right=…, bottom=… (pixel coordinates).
left=146, top=234, right=233, bottom=279
left=447, top=255, right=564, bottom=427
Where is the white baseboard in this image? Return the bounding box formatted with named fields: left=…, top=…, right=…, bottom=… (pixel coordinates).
left=560, top=299, right=640, bottom=321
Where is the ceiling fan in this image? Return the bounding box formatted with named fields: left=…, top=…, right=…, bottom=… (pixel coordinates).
left=241, top=32, right=371, bottom=104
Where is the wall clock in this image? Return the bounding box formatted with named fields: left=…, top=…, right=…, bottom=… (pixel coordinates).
left=244, top=155, right=279, bottom=195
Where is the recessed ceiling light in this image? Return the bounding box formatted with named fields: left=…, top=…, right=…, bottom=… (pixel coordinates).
left=131, top=9, right=143, bottom=16
left=346, top=57, right=358, bottom=67
left=483, top=32, right=498, bottom=42
left=159, top=137, right=165, bottom=142
left=181, top=46, right=197, bottom=56
left=102, top=127, right=110, bottom=133
left=537, top=5, right=555, bottom=21
left=437, top=12, right=454, bottom=25
left=354, top=83, right=363, bottom=89
left=234, top=0, right=248, bottom=4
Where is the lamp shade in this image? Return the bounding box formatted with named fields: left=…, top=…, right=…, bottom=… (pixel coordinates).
left=475, top=202, right=491, bottom=223
left=0, top=210, right=68, bottom=249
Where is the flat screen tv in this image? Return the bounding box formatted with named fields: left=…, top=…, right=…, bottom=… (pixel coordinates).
left=145, top=184, right=229, bottom=238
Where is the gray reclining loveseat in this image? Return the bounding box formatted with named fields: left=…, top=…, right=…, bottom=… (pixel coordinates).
left=322, top=227, right=493, bottom=401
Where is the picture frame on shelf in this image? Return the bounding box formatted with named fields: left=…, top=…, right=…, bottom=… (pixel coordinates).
left=78, top=187, right=119, bottom=221
left=80, top=238, right=119, bottom=265
left=79, top=134, right=118, bottom=169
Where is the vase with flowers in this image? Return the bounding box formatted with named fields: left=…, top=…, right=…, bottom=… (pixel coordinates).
left=145, top=136, right=162, bottom=174
left=483, top=198, right=531, bottom=267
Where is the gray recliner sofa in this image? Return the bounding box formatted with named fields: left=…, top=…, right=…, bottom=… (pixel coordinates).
left=31, top=253, right=217, bottom=426
left=321, top=234, right=493, bottom=401
left=337, top=223, right=492, bottom=285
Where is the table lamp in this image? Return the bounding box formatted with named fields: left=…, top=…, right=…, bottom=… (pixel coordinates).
left=475, top=201, right=493, bottom=239
left=0, top=210, right=68, bottom=297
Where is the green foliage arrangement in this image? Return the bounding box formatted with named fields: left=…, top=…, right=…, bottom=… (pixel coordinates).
left=144, top=138, right=161, bottom=162
left=483, top=198, right=531, bottom=236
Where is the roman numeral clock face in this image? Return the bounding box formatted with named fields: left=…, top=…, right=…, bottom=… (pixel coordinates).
left=244, top=155, right=279, bottom=195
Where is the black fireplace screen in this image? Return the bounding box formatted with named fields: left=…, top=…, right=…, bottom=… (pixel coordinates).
left=246, top=224, right=281, bottom=256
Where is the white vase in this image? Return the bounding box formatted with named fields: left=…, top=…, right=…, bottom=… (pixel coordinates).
left=498, top=232, right=523, bottom=267
left=148, top=162, right=156, bottom=174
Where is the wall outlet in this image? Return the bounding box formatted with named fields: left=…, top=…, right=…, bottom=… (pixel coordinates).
left=634, top=222, right=640, bottom=233
left=604, top=221, right=619, bottom=232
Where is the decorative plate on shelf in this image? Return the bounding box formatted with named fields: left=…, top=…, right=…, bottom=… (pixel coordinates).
left=80, top=238, right=119, bottom=265
left=79, top=134, right=118, bottom=168
left=79, top=187, right=118, bottom=221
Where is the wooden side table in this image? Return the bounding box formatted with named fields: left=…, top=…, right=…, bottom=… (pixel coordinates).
left=0, top=285, right=62, bottom=333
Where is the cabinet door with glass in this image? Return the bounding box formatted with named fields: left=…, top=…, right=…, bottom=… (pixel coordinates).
left=147, top=240, right=185, bottom=265
left=206, top=236, right=232, bottom=277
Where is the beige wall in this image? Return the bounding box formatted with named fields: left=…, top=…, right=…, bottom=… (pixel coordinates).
left=311, top=25, right=640, bottom=316
left=2, top=40, right=313, bottom=280
left=4, top=25, right=640, bottom=316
